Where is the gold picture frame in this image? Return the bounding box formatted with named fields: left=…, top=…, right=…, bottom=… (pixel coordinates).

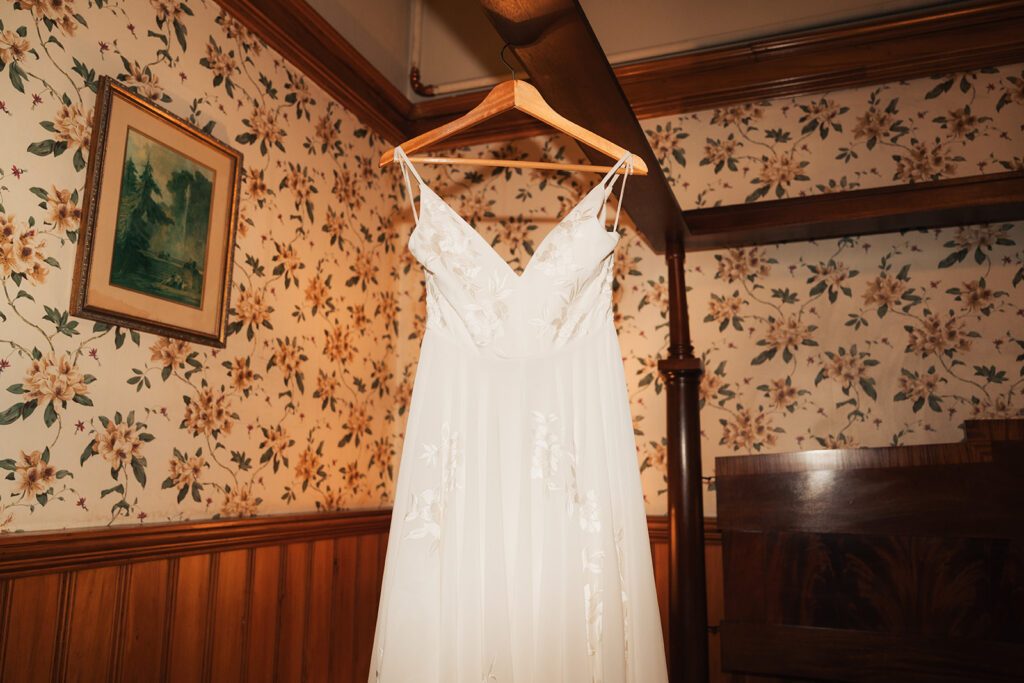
left=71, top=76, right=243, bottom=347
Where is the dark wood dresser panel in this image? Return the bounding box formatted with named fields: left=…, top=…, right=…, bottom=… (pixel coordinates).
left=716, top=419, right=1024, bottom=682
left=0, top=510, right=723, bottom=682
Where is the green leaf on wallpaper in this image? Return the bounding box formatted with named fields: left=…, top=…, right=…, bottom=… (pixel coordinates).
left=937, top=249, right=967, bottom=268
left=147, top=29, right=168, bottom=46
left=27, top=139, right=56, bottom=156
left=0, top=403, right=23, bottom=425
left=859, top=377, right=877, bottom=400
left=231, top=450, right=252, bottom=471
left=7, top=384, right=24, bottom=394
left=0, top=459, right=16, bottom=471
left=750, top=348, right=776, bottom=365
left=43, top=401, right=57, bottom=427
left=100, top=484, right=124, bottom=498
left=131, top=456, right=147, bottom=487
left=924, top=78, right=953, bottom=99
left=20, top=399, right=37, bottom=419
left=672, top=149, right=686, bottom=167
left=973, top=365, right=1007, bottom=384
left=9, top=62, right=27, bottom=93
left=745, top=184, right=770, bottom=203
left=72, top=394, right=93, bottom=406
left=770, top=287, right=798, bottom=304
left=80, top=441, right=94, bottom=465
left=71, top=58, right=98, bottom=92
left=72, top=148, right=85, bottom=172
left=259, top=73, right=278, bottom=99
left=173, top=18, right=187, bottom=52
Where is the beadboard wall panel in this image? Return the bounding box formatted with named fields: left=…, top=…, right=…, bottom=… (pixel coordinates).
left=0, top=512, right=722, bottom=682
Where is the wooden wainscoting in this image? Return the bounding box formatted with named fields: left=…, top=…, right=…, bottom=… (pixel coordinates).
left=0, top=512, right=722, bottom=682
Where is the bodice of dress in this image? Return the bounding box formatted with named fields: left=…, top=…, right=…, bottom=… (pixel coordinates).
left=396, top=146, right=634, bottom=360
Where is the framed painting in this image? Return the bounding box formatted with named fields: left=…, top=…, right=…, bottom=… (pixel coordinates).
left=71, top=76, right=243, bottom=347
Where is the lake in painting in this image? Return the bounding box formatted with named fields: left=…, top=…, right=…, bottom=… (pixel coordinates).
left=110, top=128, right=215, bottom=308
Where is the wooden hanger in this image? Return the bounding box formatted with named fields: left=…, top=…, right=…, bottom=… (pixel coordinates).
left=379, top=79, right=648, bottom=176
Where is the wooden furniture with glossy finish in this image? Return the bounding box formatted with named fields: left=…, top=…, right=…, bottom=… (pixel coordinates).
left=715, top=419, right=1024, bottom=682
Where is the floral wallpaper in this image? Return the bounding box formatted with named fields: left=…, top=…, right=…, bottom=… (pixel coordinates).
left=403, top=65, right=1024, bottom=515
left=0, top=0, right=411, bottom=532
left=1, top=0, right=1022, bottom=532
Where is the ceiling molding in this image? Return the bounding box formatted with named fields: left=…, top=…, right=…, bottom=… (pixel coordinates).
left=616, top=0, right=1024, bottom=120
left=213, top=0, right=412, bottom=142
left=680, top=171, right=1024, bottom=251
left=408, top=0, right=1024, bottom=145
left=214, top=0, right=1024, bottom=147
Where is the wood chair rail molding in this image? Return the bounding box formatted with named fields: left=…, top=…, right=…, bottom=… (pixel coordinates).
left=0, top=510, right=714, bottom=577
left=213, top=0, right=1024, bottom=148
left=0, top=509, right=390, bottom=577
left=680, top=170, right=1024, bottom=251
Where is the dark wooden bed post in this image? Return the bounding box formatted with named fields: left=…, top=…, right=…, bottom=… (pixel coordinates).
left=658, top=239, right=708, bottom=683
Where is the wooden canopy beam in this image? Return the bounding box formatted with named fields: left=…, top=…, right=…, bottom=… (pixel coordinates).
left=476, top=0, right=685, bottom=254
left=682, top=171, right=1024, bottom=251
left=475, top=3, right=706, bottom=683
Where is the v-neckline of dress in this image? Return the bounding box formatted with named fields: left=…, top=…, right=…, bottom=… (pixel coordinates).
left=415, top=176, right=615, bottom=282
left=398, top=146, right=632, bottom=282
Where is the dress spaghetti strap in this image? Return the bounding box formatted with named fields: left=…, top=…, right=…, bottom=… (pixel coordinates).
left=394, top=146, right=423, bottom=222
left=599, top=152, right=634, bottom=232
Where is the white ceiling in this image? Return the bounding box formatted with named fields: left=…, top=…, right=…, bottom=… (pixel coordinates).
left=306, top=0, right=965, bottom=101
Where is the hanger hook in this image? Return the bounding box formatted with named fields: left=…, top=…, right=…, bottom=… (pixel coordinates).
left=500, top=42, right=516, bottom=81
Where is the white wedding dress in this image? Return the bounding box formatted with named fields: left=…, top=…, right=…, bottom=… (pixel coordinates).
left=369, top=147, right=668, bottom=683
